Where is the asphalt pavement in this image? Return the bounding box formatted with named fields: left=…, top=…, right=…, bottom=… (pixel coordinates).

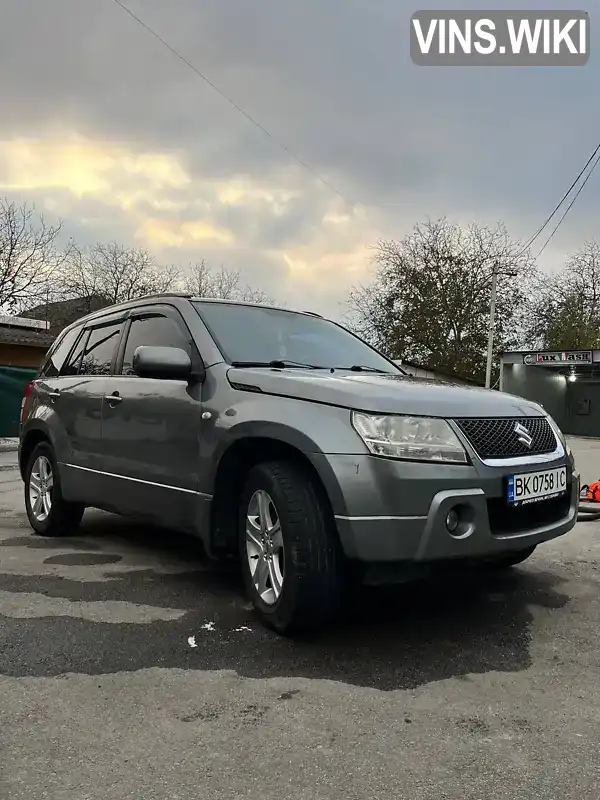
left=1, top=442, right=599, bottom=799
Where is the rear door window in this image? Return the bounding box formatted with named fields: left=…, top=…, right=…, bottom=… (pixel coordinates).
left=60, top=329, right=89, bottom=377
left=80, top=321, right=123, bottom=376
left=39, top=327, right=81, bottom=378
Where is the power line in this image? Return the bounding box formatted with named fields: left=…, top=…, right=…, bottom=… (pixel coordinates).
left=111, top=0, right=356, bottom=208
left=519, top=140, right=600, bottom=255
left=535, top=147, right=600, bottom=259
left=113, top=0, right=600, bottom=239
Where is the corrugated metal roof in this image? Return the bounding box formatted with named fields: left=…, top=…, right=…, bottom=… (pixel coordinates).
left=0, top=325, right=55, bottom=348
left=0, top=314, right=49, bottom=331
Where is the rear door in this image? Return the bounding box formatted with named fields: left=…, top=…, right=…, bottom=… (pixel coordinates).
left=33, top=324, right=92, bottom=469
left=55, top=313, right=127, bottom=503
left=100, top=304, right=203, bottom=529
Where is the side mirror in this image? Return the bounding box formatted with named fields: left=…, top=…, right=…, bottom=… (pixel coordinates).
left=133, top=346, right=193, bottom=381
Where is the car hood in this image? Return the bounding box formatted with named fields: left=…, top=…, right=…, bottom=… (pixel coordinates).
left=226, top=368, right=546, bottom=418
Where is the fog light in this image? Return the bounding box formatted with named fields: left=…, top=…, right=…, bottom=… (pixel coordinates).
left=445, top=508, right=459, bottom=533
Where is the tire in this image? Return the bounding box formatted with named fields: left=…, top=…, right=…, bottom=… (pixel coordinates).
left=483, top=546, right=537, bottom=570
left=24, top=442, right=85, bottom=537
left=239, top=460, right=345, bottom=634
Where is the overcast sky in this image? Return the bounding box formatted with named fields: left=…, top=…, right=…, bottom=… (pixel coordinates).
left=0, top=0, right=597, bottom=318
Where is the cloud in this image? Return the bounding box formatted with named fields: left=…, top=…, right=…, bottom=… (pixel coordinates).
left=0, top=135, right=189, bottom=199
left=0, top=131, right=379, bottom=315
left=0, top=0, right=598, bottom=320
left=138, top=218, right=234, bottom=248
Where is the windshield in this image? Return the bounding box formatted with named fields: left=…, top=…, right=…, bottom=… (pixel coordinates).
left=193, top=302, right=402, bottom=373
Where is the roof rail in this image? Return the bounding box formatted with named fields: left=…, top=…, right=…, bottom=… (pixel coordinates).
left=137, top=292, right=192, bottom=300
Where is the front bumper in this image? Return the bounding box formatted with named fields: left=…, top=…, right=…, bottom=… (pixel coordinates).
left=311, top=452, right=579, bottom=563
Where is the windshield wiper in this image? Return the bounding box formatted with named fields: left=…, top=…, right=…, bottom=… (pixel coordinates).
left=230, top=360, right=321, bottom=369
left=332, top=365, right=390, bottom=373
left=230, top=361, right=393, bottom=373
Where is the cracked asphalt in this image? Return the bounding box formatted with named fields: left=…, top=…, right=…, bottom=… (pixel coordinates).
left=1, top=441, right=599, bottom=799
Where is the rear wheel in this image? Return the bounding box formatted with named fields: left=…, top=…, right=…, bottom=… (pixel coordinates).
left=239, top=460, right=345, bottom=634
left=482, top=546, right=537, bottom=569
left=24, top=442, right=84, bottom=536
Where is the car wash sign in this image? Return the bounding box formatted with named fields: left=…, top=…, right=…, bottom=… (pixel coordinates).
left=523, top=350, right=592, bottom=366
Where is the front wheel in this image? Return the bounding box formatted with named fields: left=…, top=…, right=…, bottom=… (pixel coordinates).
left=24, top=442, right=85, bottom=536
left=239, top=461, right=345, bottom=634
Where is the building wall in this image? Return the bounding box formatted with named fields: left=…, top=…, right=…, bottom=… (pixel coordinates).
left=501, top=363, right=568, bottom=429
left=0, top=343, right=48, bottom=368
left=565, top=382, right=600, bottom=437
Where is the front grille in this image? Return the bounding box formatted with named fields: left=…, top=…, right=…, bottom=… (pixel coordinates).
left=454, top=417, right=557, bottom=460
left=487, top=491, right=571, bottom=536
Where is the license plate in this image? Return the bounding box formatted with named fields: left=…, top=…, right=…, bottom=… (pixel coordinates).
left=507, top=467, right=567, bottom=506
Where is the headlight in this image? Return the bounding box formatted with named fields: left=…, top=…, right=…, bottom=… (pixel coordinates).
left=352, top=411, right=468, bottom=463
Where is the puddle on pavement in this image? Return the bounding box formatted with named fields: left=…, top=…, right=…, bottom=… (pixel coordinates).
left=1, top=536, right=103, bottom=551
left=42, top=553, right=123, bottom=566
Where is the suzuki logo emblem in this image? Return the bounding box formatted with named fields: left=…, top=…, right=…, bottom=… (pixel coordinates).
left=514, top=422, right=533, bottom=449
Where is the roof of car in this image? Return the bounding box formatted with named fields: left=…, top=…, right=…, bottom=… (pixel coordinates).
left=192, top=298, right=323, bottom=317
left=62, top=293, right=323, bottom=331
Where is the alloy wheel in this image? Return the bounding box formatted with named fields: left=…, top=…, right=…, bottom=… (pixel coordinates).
left=29, top=455, right=53, bottom=523
left=245, top=489, right=284, bottom=605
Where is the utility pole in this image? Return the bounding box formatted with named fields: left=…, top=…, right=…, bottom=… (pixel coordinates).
left=485, top=263, right=498, bottom=389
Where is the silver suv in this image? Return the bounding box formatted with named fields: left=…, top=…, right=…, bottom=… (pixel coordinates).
left=19, top=294, right=579, bottom=633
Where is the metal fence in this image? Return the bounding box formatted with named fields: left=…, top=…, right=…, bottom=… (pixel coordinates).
left=0, top=365, right=37, bottom=437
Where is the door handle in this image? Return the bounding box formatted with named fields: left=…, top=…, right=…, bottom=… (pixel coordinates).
left=104, top=392, right=123, bottom=404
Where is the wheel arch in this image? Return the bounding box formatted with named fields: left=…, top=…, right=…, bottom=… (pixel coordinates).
left=210, top=433, right=339, bottom=556
left=19, top=423, right=53, bottom=480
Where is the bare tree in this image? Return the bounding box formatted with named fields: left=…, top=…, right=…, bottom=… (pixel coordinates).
left=347, top=218, right=536, bottom=383
left=57, top=241, right=181, bottom=309
left=0, top=198, right=65, bottom=313
left=526, top=240, right=600, bottom=350
left=182, top=260, right=272, bottom=303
